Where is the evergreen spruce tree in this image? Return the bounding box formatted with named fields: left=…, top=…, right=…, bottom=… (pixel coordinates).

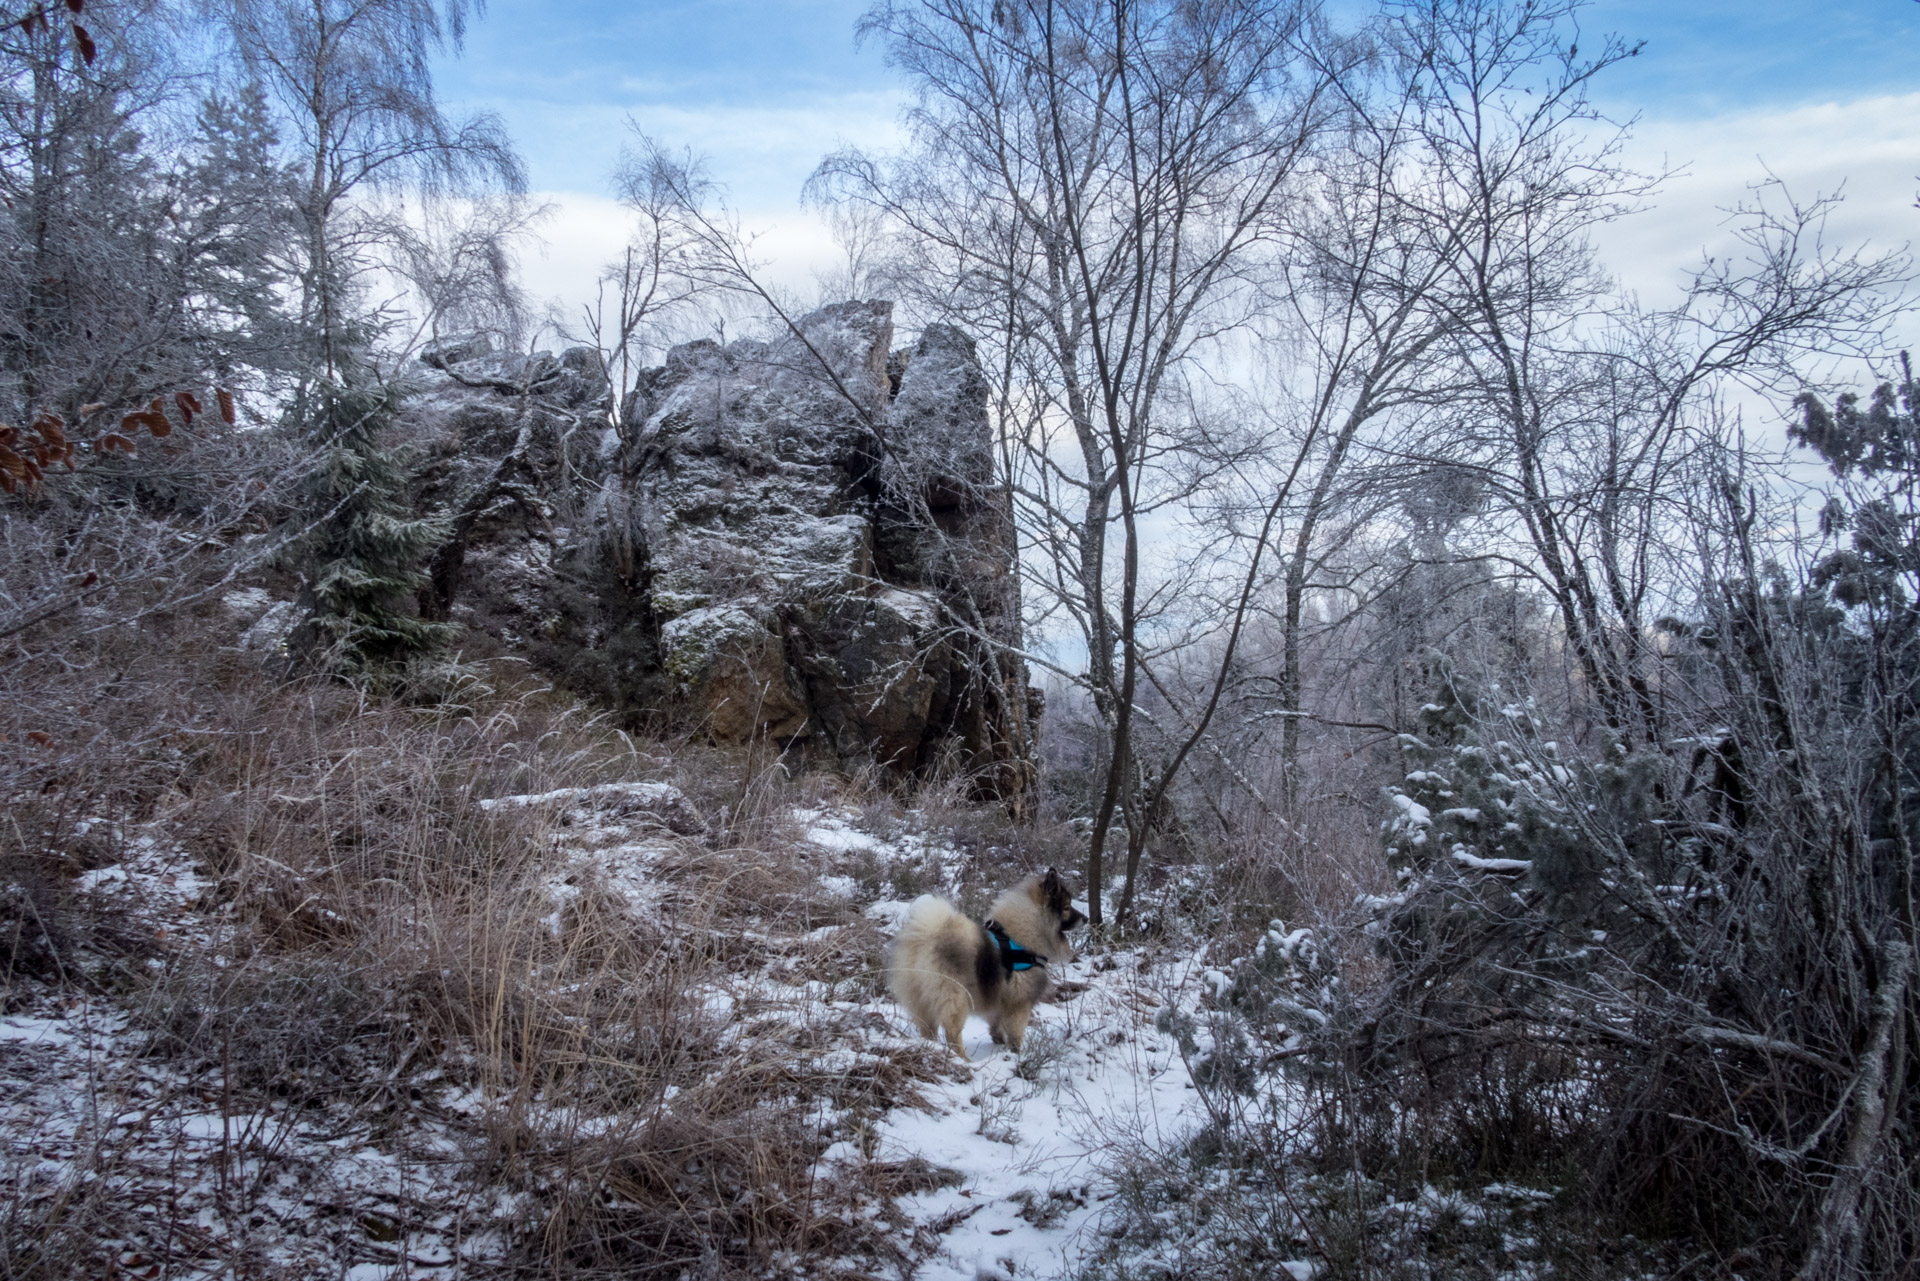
left=288, top=374, right=454, bottom=676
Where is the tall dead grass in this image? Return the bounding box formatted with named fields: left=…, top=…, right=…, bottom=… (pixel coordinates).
left=0, top=613, right=940, bottom=1277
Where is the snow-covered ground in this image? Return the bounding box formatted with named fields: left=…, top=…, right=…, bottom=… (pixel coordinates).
left=795, top=808, right=1222, bottom=1280
left=851, top=957, right=1205, bottom=1281
left=2, top=793, right=1234, bottom=1279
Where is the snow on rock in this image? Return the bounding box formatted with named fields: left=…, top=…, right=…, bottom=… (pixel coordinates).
left=238, top=599, right=301, bottom=656
left=220, top=586, right=272, bottom=617
left=799, top=808, right=890, bottom=853
left=477, top=779, right=705, bottom=835
left=616, top=304, right=1036, bottom=798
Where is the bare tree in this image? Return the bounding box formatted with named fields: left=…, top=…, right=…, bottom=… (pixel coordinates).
left=815, top=0, right=1337, bottom=920
left=561, top=130, right=717, bottom=427
left=384, top=191, right=548, bottom=365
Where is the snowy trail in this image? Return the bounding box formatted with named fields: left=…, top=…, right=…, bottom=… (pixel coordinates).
left=788, top=808, right=1216, bottom=1278
left=859, top=954, right=1208, bottom=1281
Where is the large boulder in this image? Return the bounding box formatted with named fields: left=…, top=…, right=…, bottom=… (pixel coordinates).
left=409, top=304, right=1036, bottom=809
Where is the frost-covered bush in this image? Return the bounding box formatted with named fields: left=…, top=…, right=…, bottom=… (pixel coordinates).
left=1221, top=920, right=1339, bottom=1055
left=1311, top=626, right=1920, bottom=1277
left=1368, top=654, right=1679, bottom=992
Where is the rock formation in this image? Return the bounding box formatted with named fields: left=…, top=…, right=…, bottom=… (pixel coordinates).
left=407, top=302, right=1036, bottom=809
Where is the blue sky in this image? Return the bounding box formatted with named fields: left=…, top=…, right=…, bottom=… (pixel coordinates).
left=436, top=0, right=886, bottom=200
left=433, top=0, right=1920, bottom=321
left=437, top=0, right=1920, bottom=195
left=1585, top=0, right=1920, bottom=118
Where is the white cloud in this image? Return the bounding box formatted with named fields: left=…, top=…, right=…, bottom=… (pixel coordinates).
left=509, top=89, right=911, bottom=349
left=1597, top=93, right=1920, bottom=310
left=515, top=192, right=852, bottom=350
left=521, top=92, right=1919, bottom=375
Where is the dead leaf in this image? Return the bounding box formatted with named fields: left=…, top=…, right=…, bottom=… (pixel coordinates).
left=0, top=444, right=37, bottom=490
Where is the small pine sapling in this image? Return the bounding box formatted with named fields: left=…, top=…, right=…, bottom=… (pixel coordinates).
left=286, top=376, right=455, bottom=675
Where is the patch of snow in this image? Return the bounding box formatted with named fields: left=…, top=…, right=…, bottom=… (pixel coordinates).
left=220, top=586, right=272, bottom=616
left=851, top=943, right=1214, bottom=1281
left=0, top=1015, right=73, bottom=1045
left=479, top=780, right=679, bottom=810
left=803, top=813, right=887, bottom=854
left=1453, top=850, right=1532, bottom=873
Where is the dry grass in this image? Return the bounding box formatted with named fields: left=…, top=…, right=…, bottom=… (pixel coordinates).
left=0, top=608, right=975, bottom=1278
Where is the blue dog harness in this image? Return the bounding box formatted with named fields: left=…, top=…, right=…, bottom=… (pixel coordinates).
left=984, top=919, right=1045, bottom=974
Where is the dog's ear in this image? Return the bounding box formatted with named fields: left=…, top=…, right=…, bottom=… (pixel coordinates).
left=1043, top=867, right=1063, bottom=897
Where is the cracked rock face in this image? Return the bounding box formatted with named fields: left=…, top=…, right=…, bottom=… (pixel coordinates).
left=411, top=303, right=1035, bottom=809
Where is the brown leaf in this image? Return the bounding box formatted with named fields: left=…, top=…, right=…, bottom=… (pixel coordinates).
left=144, top=413, right=172, bottom=438
left=173, top=390, right=200, bottom=424
left=0, top=442, right=41, bottom=492
left=34, top=415, right=65, bottom=446
left=27, top=731, right=52, bottom=748
left=80, top=571, right=98, bottom=587
left=65, top=0, right=82, bottom=13
left=216, top=387, right=237, bottom=425
left=0, top=425, right=15, bottom=446
left=71, top=21, right=92, bottom=63
left=31, top=444, right=49, bottom=467
left=97, top=432, right=137, bottom=455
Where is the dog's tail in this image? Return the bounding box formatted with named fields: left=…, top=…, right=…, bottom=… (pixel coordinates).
left=902, top=893, right=963, bottom=936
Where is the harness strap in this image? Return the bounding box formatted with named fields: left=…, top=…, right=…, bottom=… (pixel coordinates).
left=984, top=919, right=1046, bottom=974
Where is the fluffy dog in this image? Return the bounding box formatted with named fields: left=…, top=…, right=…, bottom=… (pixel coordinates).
left=886, top=868, right=1087, bottom=1059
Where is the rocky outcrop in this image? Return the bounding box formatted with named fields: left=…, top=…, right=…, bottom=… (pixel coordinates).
left=407, top=304, right=1036, bottom=809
